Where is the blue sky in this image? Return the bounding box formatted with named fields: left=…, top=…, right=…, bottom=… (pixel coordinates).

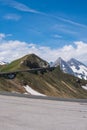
left=0, top=0, right=87, bottom=64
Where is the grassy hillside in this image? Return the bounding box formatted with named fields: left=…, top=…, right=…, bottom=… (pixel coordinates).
left=0, top=54, right=49, bottom=71
left=0, top=54, right=87, bottom=98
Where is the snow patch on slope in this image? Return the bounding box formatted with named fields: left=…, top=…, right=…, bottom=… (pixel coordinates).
left=24, top=85, right=46, bottom=96
left=82, top=85, right=87, bottom=90
left=71, top=65, right=87, bottom=80
left=71, top=65, right=87, bottom=74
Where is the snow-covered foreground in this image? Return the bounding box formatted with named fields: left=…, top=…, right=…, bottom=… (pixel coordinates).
left=23, top=85, right=46, bottom=96
left=0, top=95, right=87, bottom=130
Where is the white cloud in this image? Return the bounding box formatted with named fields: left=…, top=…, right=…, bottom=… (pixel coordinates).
left=0, top=33, right=6, bottom=40
left=0, top=38, right=87, bottom=65
left=1, top=0, right=40, bottom=14
left=52, top=34, right=62, bottom=39
left=53, top=16, right=87, bottom=29
left=0, top=33, right=12, bottom=40
left=9, top=0, right=39, bottom=13
left=55, top=41, right=87, bottom=64
left=4, top=13, right=21, bottom=21
left=59, top=17, right=87, bottom=28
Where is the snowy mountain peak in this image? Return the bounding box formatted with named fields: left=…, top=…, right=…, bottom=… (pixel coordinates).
left=52, top=57, right=74, bottom=75
left=52, top=57, right=87, bottom=80
left=67, top=58, right=87, bottom=80
left=0, top=61, right=7, bottom=65
left=67, top=58, right=86, bottom=67
left=52, top=57, right=64, bottom=67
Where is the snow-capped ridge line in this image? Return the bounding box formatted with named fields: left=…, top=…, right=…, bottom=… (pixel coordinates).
left=52, top=57, right=87, bottom=80
left=0, top=61, right=7, bottom=65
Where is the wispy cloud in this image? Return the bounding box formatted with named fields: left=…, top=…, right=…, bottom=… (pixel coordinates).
left=1, top=0, right=87, bottom=29
left=53, top=15, right=87, bottom=29
left=52, top=34, right=62, bottom=39
left=1, top=0, right=40, bottom=14
left=51, top=24, right=78, bottom=36
left=59, top=17, right=86, bottom=28
left=4, top=13, right=21, bottom=21
left=0, top=33, right=12, bottom=40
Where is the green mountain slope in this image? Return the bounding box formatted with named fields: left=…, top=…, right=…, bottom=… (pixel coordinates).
left=0, top=54, right=87, bottom=98
left=0, top=54, right=49, bottom=71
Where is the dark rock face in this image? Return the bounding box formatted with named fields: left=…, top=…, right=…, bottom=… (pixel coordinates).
left=23, top=60, right=39, bottom=68
left=21, top=54, right=49, bottom=68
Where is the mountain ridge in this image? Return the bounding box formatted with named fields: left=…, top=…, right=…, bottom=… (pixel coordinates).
left=0, top=54, right=87, bottom=98
left=52, top=57, right=87, bottom=80
left=0, top=61, right=7, bottom=65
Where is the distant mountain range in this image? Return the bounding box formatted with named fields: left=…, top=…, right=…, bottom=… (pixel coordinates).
left=0, top=55, right=87, bottom=80
left=0, top=61, right=7, bottom=65
left=0, top=54, right=87, bottom=98
left=52, top=57, right=87, bottom=80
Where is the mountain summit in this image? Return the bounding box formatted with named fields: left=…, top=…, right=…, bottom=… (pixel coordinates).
left=0, top=61, right=7, bottom=65
left=52, top=57, right=74, bottom=75
left=67, top=58, right=87, bottom=80
left=20, top=53, right=49, bottom=68
left=0, top=54, right=87, bottom=98
left=52, top=57, right=87, bottom=80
